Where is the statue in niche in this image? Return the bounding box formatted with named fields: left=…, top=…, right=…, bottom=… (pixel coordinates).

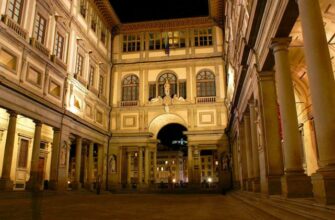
left=163, top=79, right=172, bottom=113
left=164, top=79, right=170, bottom=97
left=109, top=155, right=117, bottom=173
left=60, top=141, right=68, bottom=167
left=254, top=102, right=263, bottom=151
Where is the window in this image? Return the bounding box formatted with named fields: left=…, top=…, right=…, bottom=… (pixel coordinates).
left=34, top=13, right=47, bottom=44
left=179, top=81, right=186, bottom=99
left=164, top=31, right=186, bottom=49
left=79, top=0, right=87, bottom=18
left=75, top=53, right=84, bottom=77
left=123, top=34, right=141, bottom=52
left=194, top=28, right=212, bottom=47
left=18, top=139, right=29, bottom=168
left=98, top=75, right=104, bottom=97
left=90, top=10, right=97, bottom=32
left=149, top=32, right=162, bottom=50
left=88, top=65, right=95, bottom=87
left=54, top=32, right=65, bottom=60
left=196, top=70, right=216, bottom=97
left=100, top=24, right=107, bottom=45
left=0, top=49, right=17, bottom=71
left=8, top=0, right=24, bottom=24
left=122, top=75, right=139, bottom=101
left=149, top=31, right=186, bottom=50
left=158, top=73, right=177, bottom=97
left=149, top=83, right=156, bottom=101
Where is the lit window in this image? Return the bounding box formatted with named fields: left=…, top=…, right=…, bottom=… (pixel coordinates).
left=34, top=13, right=47, bottom=44
left=122, top=75, right=139, bottom=101
left=8, top=0, right=24, bottom=24
left=54, top=32, right=65, bottom=60
left=196, top=70, right=216, bottom=97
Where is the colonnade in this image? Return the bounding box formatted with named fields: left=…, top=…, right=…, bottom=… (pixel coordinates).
left=0, top=110, right=60, bottom=191
left=71, top=136, right=105, bottom=190
left=233, top=0, right=335, bottom=204
left=120, top=146, right=153, bottom=187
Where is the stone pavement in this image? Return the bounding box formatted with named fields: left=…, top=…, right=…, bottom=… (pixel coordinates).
left=0, top=191, right=292, bottom=220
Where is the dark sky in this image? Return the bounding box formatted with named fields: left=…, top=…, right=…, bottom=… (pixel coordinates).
left=157, top=123, right=187, bottom=151
left=109, top=0, right=209, bottom=23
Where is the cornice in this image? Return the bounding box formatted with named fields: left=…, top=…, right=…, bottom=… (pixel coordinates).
left=118, top=17, right=217, bottom=33
left=209, top=0, right=225, bottom=27
left=92, top=0, right=121, bottom=28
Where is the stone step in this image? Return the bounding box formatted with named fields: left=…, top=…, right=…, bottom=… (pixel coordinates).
left=232, top=191, right=335, bottom=220
left=231, top=192, right=315, bottom=219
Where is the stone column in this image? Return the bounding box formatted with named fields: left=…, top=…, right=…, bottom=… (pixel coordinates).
left=97, top=145, right=104, bottom=177
left=144, top=148, right=149, bottom=184
left=238, top=120, right=248, bottom=190
left=271, top=38, right=312, bottom=198
left=86, top=142, right=94, bottom=190
left=127, top=152, right=132, bottom=184
left=257, top=71, right=284, bottom=195
left=138, top=148, right=143, bottom=185
left=26, top=120, right=43, bottom=191
left=249, top=102, right=260, bottom=192
left=49, top=128, right=61, bottom=190
left=297, top=0, right=335, bottom=204
left=153, top=151, right=157, bottom=184
left=72, top=136, right=82, bottom=189
left=243, top=115, right=253, bottom=191
left=0, top=111, right=17, bottom=190
left=118, top=147, right=122, bottom=185
left=187, top=146, right=193, bottom=183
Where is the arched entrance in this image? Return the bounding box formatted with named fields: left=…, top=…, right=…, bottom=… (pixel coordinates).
left=156, top=123, right=188, bottom=186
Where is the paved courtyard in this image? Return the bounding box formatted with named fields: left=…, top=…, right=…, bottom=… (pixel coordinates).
left=0, top=191, right=278, bottom=220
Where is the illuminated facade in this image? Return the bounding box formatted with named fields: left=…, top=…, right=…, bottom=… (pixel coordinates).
left=0, top=0, right=334, bottom=207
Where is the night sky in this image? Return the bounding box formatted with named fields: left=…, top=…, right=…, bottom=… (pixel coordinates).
left=109, top=0, right=209, bottom=23
left=157, top=123, right=187, bottom=152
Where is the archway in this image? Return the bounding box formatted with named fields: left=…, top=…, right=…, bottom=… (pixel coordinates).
left=156, top=123, right=188, bottom=185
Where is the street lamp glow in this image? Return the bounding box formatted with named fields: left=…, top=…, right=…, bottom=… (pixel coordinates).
left=208, top=177, right=212, bottom=183
left=172, top=178, right=176, bottom=183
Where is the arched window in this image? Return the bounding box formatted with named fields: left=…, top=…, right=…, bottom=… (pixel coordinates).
left=122, top=75, right=139, bottom=101
left=158, top=73, right=177, bottom=97
left=196, top=70, right=216, bottom=97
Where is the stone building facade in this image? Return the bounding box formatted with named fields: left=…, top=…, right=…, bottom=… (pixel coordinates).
left=0, top=0, right=334, bottom=206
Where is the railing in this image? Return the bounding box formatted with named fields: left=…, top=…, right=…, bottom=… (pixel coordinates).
left=1, top=15, right=27, bottom=40
left=196, top=96, right=216, bottom=103
left=30, top=38, right=50, bottom=57
left=121, top=100, right=139, bottom=107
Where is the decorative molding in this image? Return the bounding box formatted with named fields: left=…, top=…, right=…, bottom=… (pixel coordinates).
left=119, top=17, right=216, bottom=33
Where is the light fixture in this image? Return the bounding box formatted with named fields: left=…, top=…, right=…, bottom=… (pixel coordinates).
left=172, top=178, right=176, bottom=183
left=208, top=177, right=212, bottom=183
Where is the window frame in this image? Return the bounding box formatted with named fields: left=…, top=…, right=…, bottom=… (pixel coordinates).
left=54, top=31, right=65, bottom=60
left=122, top=34, right=141, bottom=52
left=7, top=0, right=25, bottom=24
left=33, top=12, right=47, bottom=44
left=122, top=74, right=139, bottom=101
left=194, top=28, right=213, bottom=47
left=196, top=70, right=216, bottom=97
